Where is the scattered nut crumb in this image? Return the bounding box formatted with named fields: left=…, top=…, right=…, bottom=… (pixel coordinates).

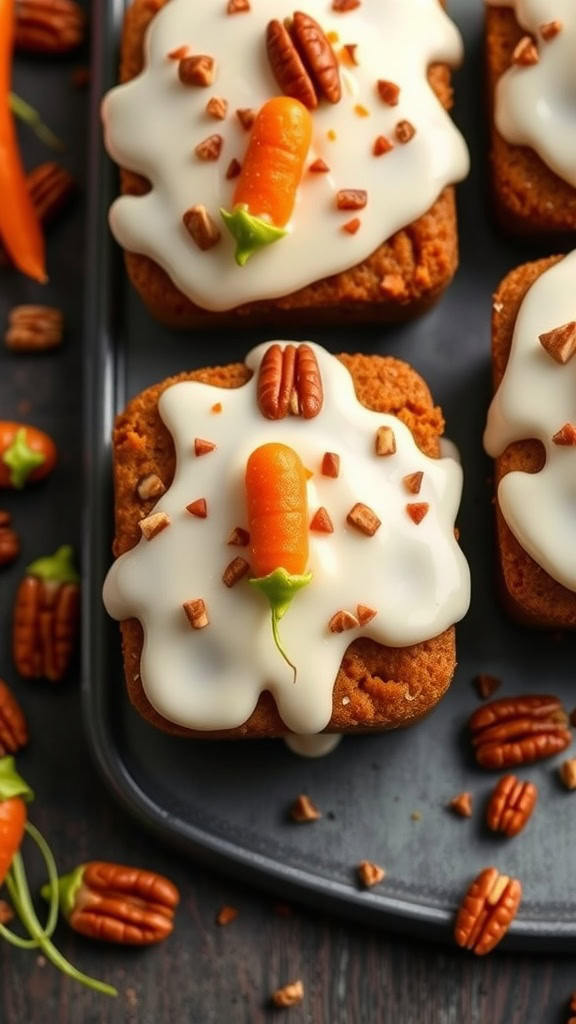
left=227, top=526, right=250, bottom=547
left=272, top=980, right=304, bottom=1008
left=290, top=794, right=321, bottom=822
left=195, top=437, right=216, bottom=456
left=347, top=502, right=381, bottom=537
left=136, top=473, right=166, bottom=501
left=183, top=205, right=221, bottom=250
left=560, top=759, right=576, bottom=790
left=342, top=217, right=361, bottom=234
left=322, top=452, right=340, bottom=478
left=329, top=609, right=359, bottom=633
left=373, top=134, right=393, bottom=156
left=448, top=792, right=473, bottom=818
left=310, top=507, right=334, bottom=533
left=357, top=860, right=386, bottom=888
left=186, top=498, right=208, bottom=518
left=332, top=0, right=360, bottom=10
left=216, top=905, right=238, bottom=925
left=357, top=604, right=377, bottom=626
left=211, top=402, right=222, bottom=413
left=179, top=54, right=216, bottom=87
left=168, top=45, right=190, bottom=60
left=236, top=108, right=256, bottom=131
left=336, top=189, right=367, bottom=210
left=377, top=79, right=400, bottom=105
left=406, top=502, right=429, bottom=525
left=375, top=425, right=396, bottom=456
left=411, top=811, right=421, bottom=821
left=403, top=471, right=423, bottom=495
left=139, top=511, right=170, bottom=540
left=395, top=119, right=416, bottom=143
left=183, top=598, right=209, bottom=629
left=206, top=96, right=228, bottom=119
left=309, top=158, right=330, bottom=173
left=226, top=158, right=242, bottom=179
left=227, top=0, right=249, bottom=12
left=195, top=133, right=223, bottom=161
left=474, top=674, right=501, bottom=700
left=222, top=557, right=250, bottom=588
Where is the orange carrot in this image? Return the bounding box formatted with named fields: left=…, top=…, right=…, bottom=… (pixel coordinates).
left=0, top=0, right=46, bottom=283
left=221, top=97, right=312, bottom=265
left=245, top=443, right=312, bottom=676
left=0, top=796, right=26, bottom=888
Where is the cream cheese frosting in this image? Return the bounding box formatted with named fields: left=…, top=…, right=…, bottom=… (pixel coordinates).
left=103, top=343, right=470, bottom=735
left=486, top=0, right=576, bottom=187
left=484, top=251, right=576, bottom=592
left=101, top=0, right=469, bottom=312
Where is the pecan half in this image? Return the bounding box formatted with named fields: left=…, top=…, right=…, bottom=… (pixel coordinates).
left=52, top=861, right=180, bottom=945
left=257, top=343, right=323, bottom=420
left=454, top=867, right=522, bottom=955
left=266, top=19, right=318, bottom=110
left=486, top=775, right=537, bottom=837
left=15, top=0, right=86, bottom=54
left=5, top=306, right=63, bottom=352
left=0, top=679, right=28, bottom=757
left=469, top=695, right=571, bottom=769
left=13, top=546, right=80, bottom=682
left=0, top=510, right=20, bottom=567
left=291, top=11, right=341, bottom=104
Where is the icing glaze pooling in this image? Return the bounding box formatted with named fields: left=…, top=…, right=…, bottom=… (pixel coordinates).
left=484, top=251, right=576, bottom=592
left=103, top=344, right=470, bottom=735
left=101, top=0, right=469, bottom=312
left=486, top=0, right=576, bottom=187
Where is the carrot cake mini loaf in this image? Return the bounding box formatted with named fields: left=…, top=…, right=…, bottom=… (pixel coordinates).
left=100, top=0, right=469, bottom=326
left=103, top=343, right=471, bottom=740
left=486, top=1, right=576, bottom=233
left=484, top=250, right=576, bottom=626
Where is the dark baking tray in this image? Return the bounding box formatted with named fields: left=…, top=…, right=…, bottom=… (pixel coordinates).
left=84, top=0, right=576, bottom=950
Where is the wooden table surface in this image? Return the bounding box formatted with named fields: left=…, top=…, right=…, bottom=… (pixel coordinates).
left=0, top=25, right=574, bottom=1024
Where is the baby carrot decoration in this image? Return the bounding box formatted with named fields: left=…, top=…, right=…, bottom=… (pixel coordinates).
left=221, top=97, right=313, bottom=266
left=0, top=756, right=117, bottom=996
left=245, top=443, right=312, bottom=677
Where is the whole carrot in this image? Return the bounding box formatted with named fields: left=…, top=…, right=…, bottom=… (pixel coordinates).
left=0, top=0, right=46, bottom=282
left=246, top=443, right=311, bottom=676
left=221, top=97, right=312, bottom=266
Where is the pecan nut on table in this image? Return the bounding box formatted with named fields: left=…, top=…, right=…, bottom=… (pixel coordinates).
left=12, top=545, right=80, bottom=681
left=469, top=694, right=572, bottom=768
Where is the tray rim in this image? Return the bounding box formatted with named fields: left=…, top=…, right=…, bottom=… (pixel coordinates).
left=82, top=0, right=576, bottom=952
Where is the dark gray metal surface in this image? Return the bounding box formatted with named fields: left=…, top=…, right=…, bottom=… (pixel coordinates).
left=84, top=0, right=576, bottom=950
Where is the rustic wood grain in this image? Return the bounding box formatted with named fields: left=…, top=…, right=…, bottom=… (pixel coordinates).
left=0, top=16, right=571, bottom=1024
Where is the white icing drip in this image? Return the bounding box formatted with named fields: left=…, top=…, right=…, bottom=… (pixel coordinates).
left=101, top=0, right=469, bottom=312
left=103, top=344, right=470, bottom=735
left=484, top=251, right=576, bottom=592
left=285, top=733, right=342, bottom=757
left=486, top=0, right=576, bottom=187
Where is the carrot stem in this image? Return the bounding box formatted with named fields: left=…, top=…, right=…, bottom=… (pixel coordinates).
left=9, top=94, right=64, bottom=152
left=250, top=567, right=312, bottom=681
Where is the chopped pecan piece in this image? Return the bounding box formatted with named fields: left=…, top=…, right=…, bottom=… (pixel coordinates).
left=222, top=557, right=250, bottom=588
left=403, top=472, right=423, bottom=495
left=474, top=674, right=501, bottom=700
left=448, top=792, right=473, bottom=818
left=552, top=423, right=576, bottom=446
left=395, top=119, right=416, bottom=143
left=407, top=502, right=429, bottom=525
left=377, top=79, right=400, bottom=105
left=310, top=507, right=333, bottom=533
left=357, top=604, right=376, bottom=626
left=225, top=158, right=242, bottom=179
left=512, top=35, right=539, bottom=66
left=183, top=205, right=221, bottom=251
left=560, top=758, right=576, bottom=790
left=183, top=599, right=209, bottom=629
left=321, top=452, right=340, bottom=478
left=540, top=20, right=562, bottom=41
left=469, top=695, right=571, bottom=769
left=227, top=0, right=249, bottom=11
left=227, top=527, right=250, bottom=547
left=139, top=512, right=170, bottom=540
left=194, top=438, right=216, bottom=457
left=454, top=867, right=522, bottom=955
left=216, top=905, right=238, bottom=925
left=373, top=135, right=393, bottom=156
left=272, top=980, right=304, bottom=1008
left=336, top=189, right=367, bottom=210
left=375, top=426, right=396, bottom=456
left=236, top=107, right=256, bottom=130
left=486, top=775, right=537, bottom=837
left=137, top=474, right=166, bottom=501
left=5, top=305, right=63, bottom=351
left=168, top=45, right=190, bottom=60
left=195, top=134, right=223, bottom=161
left=309, top=158, right=330, bottom=173
left=342, top=217, right=360, bottom=234
left=329, top=609, right=359, bottom=633
left=538, top=321, right=576, bottom=364
left=290, top=794, right=321, bottom=822
left=357, top=860, right=386, bottom=887
left=179, top=55, right=215, bottom=87
left=340, top=43, right=358, bottom=66
left=186, top=498, right=207, bottom=518
left=332, top=0, right=360, bottom=10
left=347, top=502, right=381, bottom=537
left=206, top=96, right=228, bottom=119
